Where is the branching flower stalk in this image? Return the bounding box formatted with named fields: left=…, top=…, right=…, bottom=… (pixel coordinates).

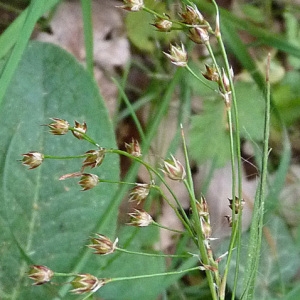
left=23, top=1, right=254, bottom=299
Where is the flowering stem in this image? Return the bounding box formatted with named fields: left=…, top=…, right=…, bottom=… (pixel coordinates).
left=53, top=272, right=78, bottom=277
left=116, top=247, right=191, bottom=258
left=43, top=154, right=86, bottom=160
left=105, top=148, right=194, bottom=237
left=152, top=220, right=186, bottom=234
left=98, top=179, right=137, bottom=186
left=211, top=2, right=243, bottom=298
left=110, top=266, right=201, bottom=283
left=185, top=64, right=215, bottom=91
left=181, top=125, right=219, bottom=300
left=69, top=127, right=100, bottom=147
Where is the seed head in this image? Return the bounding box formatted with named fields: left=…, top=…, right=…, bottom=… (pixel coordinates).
left=28, top=265, right=54, bottom=285
left=180, top=4, right=204, bottom=25
left=196, top=196, right=209, bottom=217
left=163, top=43, right=188, bottom=67
left=88, top=234, right=118, bottom=255
left=152, top=15, right=172, bottom=32
left=228, top=196, right=245, bottom=214
left=128, top=209, right=153, bottom=227
left=72, top=120, right=87, bottom=140
left=188, top=27, right=209, bottom=44
left=162, top=155, right=186, bottom=181
left=82, top=149, right=105, bottom=169
left=125, top=139, right=141, bottom=157
left=118, top=0, right=144, bottom=12
left=78, top=173, right=99, bottom=191
left=129, top=183, right=150, bottom=204
left=202, top=64, right=219, bottom=82
left=47, top=118, right=69, bottom=135
left=21, top=152, right=44, bottom=169
left=70, top=274, right=108, bottom=294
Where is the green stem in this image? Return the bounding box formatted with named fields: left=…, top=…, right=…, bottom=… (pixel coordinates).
left=116, top=247, right=190, bottom=258
left=68, top=127, right=99, bottom=147
left=80, top=0, right=94, bottom=77
left=110, top=266, right=201, bottom=283
left=152, top=220, right=186, bottom=234
left=185, top=65, right=215, bottom=91
left=181, top=128, right=219, bottom=300
left=44, top=154, right=85, bottom=159
left=208, top=2, right=243, bottom=298
left=105, top=148, right=194, bottom=236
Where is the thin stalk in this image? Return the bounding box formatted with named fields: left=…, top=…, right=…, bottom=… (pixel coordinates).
left=112, top=78, right=146, bottom=141
left=80, top=0, right=94, bottom=77
left=181, top=128, right=219, bottom=300
left=241, top=54, right=270, bottom=300
left=116, top=247, right=191, bottom=258
left=110, top=266, right=201, bottom=283
left=210, top=2, right=244, bottom=298
left=152, top=221, right=186, bottom=234
left=105, top=148, right=194, bottom=237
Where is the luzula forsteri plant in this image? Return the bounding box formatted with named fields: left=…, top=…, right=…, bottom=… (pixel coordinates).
left=23, top=1, right=251, bottom=299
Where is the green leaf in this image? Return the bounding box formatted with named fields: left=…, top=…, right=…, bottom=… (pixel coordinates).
left=0, top=41, right=119, bottom=299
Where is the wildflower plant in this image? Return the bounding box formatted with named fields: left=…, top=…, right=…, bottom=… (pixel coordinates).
left=1, top=0, right=279, bottom=299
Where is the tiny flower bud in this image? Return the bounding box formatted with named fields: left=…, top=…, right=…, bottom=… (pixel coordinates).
left=162, top=155, right=186, bottom=181
left=200, top=217, right=211, bottom=240
left=225, top=215, right=232, bottom=227
left=47, top=118, right=69, bottom=135
left=21, top=152, right=44, bottom=169
left=79, top=173, right=99, bottom=191
left=152, top=15, right=172, bottom=32
left=129, top=183, right=150, bottom=204
left=70, top=274, right=108, bottom=294
left=180, top=4, right=204, bottom=25
left=202, top=64, right=219, bottom=82
left=88, top=234, right=118, bottom=255
left=188, top=27, right=209, bottom=44
left=72, top=120, right=87, bottom=140
left=28, top=265, right=54, bottom=285
left=82, top=149, right=105, bottom=170
left=125, top=139, right=141, bottom=157
left=118, top=0, right=144, bottom=12
left=128, top=209, right=153, bottom=227
left=196, top=196, right=209, bottom=217
left=163, top=43, right=188, bottom=67
left=228, top=196, right=245, bottom=214
left=221, top=69, right=231, bottom=93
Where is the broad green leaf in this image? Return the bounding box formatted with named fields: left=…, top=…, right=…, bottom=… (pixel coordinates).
left=0, top=41, right=119, bottom=299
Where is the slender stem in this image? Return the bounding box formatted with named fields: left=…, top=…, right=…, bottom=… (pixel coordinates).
left=152, top=221, right=186, bottom=234
left=181, top=127, right=219, bottom=300
left=110, top=266, right=201, bottom=283
left=105, top=148, right=194, bottom=236
left=80, top=0, right=94, bottom=77
left=68, top=127, right=99, bottom=147
left=207, top=2, right=243, bottom=299
left=185, top=65, right=215, bottom=91
left=44, top=154, right=86, bottom=159
left=116, top=247, right=191, bottom=258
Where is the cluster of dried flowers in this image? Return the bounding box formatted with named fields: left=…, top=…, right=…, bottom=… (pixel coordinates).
left=23, top=114, right=188, bottom=294
left=23, top=0, right=241, bottom=296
